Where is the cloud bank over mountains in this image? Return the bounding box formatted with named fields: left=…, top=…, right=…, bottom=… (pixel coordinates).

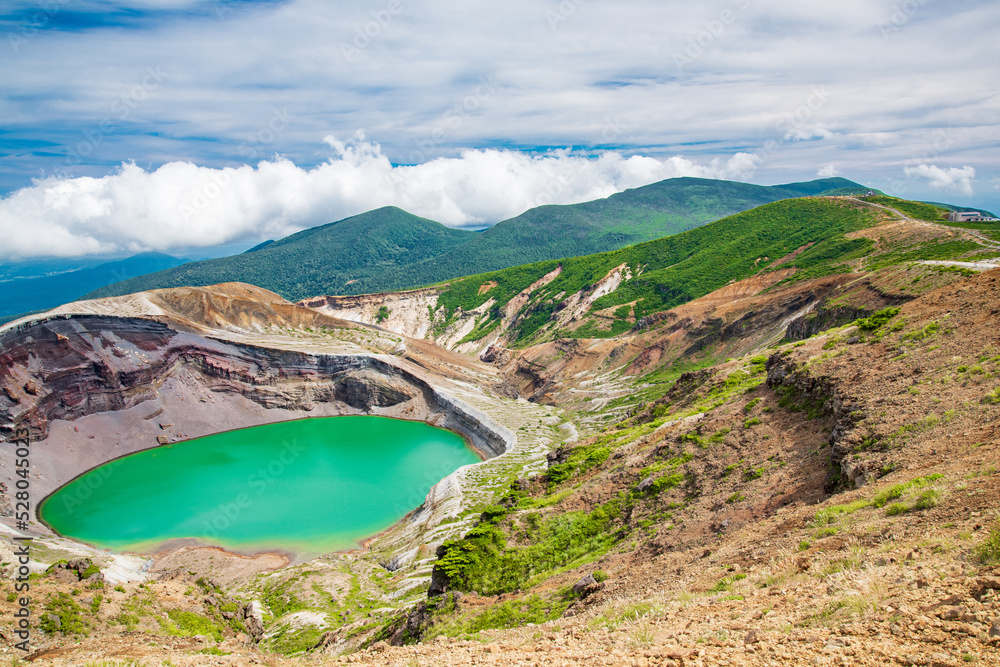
left=0, top=136, right=763, bottom=260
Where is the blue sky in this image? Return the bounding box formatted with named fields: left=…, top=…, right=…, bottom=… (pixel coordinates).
left=0, top=0, right=998, bottom=259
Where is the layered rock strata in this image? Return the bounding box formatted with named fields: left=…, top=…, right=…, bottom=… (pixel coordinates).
left=0, top=314, right=513, bottom=509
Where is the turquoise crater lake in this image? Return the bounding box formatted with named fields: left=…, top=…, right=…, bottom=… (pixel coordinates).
left=40, top=416, right=481, bottom=556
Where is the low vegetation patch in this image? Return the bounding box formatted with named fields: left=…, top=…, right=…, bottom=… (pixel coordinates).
left=160, top=609, right=223, bottom=641
left=434, top=491, right=626, bottom=596
left=425, top=591, right=575, bottom=639
left=812, top=474, right=944, bottom=527
left=40, top=592, right=90, bottom=636
left=974, top=522, right=1000, bottom=565
left=545, top=442, right=612, bottom=487
left=854, top=307, right=900, bottom=332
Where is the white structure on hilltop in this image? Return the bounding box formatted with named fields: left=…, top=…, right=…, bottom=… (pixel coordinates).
left=948, top=210, right=1000, bottom=223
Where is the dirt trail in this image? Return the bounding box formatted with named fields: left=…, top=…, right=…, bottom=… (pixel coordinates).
left=851, top=197, right=1000, bottom=271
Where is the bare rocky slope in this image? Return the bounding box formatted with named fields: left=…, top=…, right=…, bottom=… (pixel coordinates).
left=1, top=212, right=1000, bottom=665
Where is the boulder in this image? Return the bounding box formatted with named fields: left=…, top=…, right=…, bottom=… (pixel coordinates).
left=573, top=573, right=597, bottom=595
left=572, top=573, right=604, bottom=599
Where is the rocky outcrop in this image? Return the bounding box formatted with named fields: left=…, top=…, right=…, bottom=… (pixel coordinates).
left=46, top=558, right=102, bottom=583
left=765, top=352, right=867, bottom=490
left=299, top=287, right=443, bottom=340
left=301, top=288, right=501, bottom=356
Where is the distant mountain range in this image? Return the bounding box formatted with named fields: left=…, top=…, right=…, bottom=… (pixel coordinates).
left=83, top=176, right=868, bottom=303
left=0, top=252, right=188, bottom=323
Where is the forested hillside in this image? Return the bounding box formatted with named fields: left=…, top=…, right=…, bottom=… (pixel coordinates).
left=84, top=207, right=477, bottom=302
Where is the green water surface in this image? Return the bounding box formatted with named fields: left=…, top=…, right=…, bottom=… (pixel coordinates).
left=40, top=416, right=481, bottom=555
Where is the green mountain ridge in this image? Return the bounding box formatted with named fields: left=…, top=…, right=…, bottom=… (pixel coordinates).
left=86, top=207, right=478, bottom=303
left=402, top=177, right=829, bottom=283
left=83, top=177, right=865, bottom=303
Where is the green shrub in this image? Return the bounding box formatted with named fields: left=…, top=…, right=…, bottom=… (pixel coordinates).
left=901, top=321, right=941, bottom=343
left=912, top=489, right=938, bottom=511
left=647, top=472, right=685, bottom=495
left=710, top=573, right=747, bottom=592
left=432, top=592, right=573, bottom=637
left=161, top=609, right=223, bottom=641
left=40, top=592, right=89, bottom=635
left=435, top=497, right=624, bottom=596
left=974, top=522, right=1000, bottom=565
left=885, top=503, right=908, bottom=516
left=546, top=444, right=612, bottom=487
left=855, top=307, right=900, bottom=332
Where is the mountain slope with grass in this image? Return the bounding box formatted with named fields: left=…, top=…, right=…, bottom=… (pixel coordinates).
left=368, top=266, right=1000, bottom=662
left=81, top=177, right=865, bottom=304
left=305, top=194, right=998, bottom=359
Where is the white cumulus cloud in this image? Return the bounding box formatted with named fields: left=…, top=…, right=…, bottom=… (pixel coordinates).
left=817, top=165, right=841, bottom=178
left=0, top=135, right=763, bottom=260
left=903, top=164, right=976, bottom=197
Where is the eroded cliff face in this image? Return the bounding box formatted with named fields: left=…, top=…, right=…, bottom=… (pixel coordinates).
left=300, top=288, right=443, bottom=340
left=300, top=288, right=502, bottom=355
